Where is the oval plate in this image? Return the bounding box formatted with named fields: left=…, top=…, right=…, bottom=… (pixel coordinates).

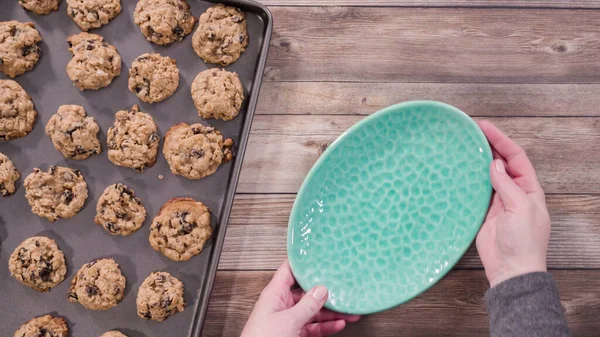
left=287, top=101, right=493, bottom=314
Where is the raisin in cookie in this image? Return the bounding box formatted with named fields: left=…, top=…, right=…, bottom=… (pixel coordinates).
left=45, top=105, right=101, bottom=160
left=0, top=21, right=42, bottom=78
left=0, top=152, right=20, bottom=196
left=191, top=68, right=243, bottom=121
left=8, top=236, right=67, bottom=292
left=95, top=183, right=146, bottom=236
left=68, top=258, right=126, bottom=310
left=67, top=0, right=121, bottom=31
left=19, top=0, right=62, bottom=15
left=0, top=79, right=37, bottom=140
left=163, top=123, right=233, bottom=180
left=67, top=32, right=121, bottom=91
left=149, top=197, right=212, bottom=261
left=107, top=105, right=160, bottom=171
left=128, top=53, right=179, bottom=104
left=134, top=0, right=195, bottom=46
left=100, top=332, right=127, bottom=337
left=13, top=315, right=68, bottom=337
left=24, top=166, right=88, bottom=222
left=192, top=4, right=248, bottom=66
left=137, top=271, right=185, bottom=321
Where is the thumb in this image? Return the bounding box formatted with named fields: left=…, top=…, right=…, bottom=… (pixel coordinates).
left=285, top=285, right=329, bottom=327
left=490, top=159, right=525, bottom=209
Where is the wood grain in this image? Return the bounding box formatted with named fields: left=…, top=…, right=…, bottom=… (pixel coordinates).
left=262, top=0, right=600, bottom=7
left=219, top=194, right=600, bottom=270
left=204, top=270, right=600, bottom=337
left=238, top=116, right=600, bottom=194
left=256, top=82, right=600, bottom=116
left=265, top=7, right=600, bottom=83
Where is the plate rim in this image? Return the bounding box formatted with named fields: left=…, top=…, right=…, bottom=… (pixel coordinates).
left=287, top=100, right=493, bottom=314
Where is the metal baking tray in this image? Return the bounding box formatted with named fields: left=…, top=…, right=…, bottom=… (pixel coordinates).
left=0, top=0, right=272, bottom=336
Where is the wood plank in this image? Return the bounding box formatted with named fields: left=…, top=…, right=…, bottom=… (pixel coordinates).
left=238, top=116, right=600, bottom=194
left=204, top=270, right=600, bottom=337
left=262, top=0, right=600, bottom=7
left=219, top=194, right=600, bottom=270
left=256, top=82, right=600, bottom=116
left=264, top=7, right=600, bottom=83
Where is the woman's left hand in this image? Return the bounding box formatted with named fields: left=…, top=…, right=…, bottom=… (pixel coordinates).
left=241, top=260, right=361, bottom=337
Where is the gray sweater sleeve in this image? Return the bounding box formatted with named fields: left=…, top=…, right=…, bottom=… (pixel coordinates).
left=485, top=272, right=570, bottom=337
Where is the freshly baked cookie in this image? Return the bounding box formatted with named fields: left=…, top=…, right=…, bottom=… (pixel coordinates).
left=24, top=166, right=88, bottom=222
left=95, top=183, right=146, bottom=236
left=0, top=152, right=20, bottom=196
left=128, top=53, right=179, bottom=103
left=19, top=0, right=62, bottom=15
left=100, top=331, right=127, bottom=337
left=67, top=0, right=121, bottom=31
left=0, top=79, right=37, bottom=140
left=134, top=0, right=195, bottom=46
left=67, top=32, right=121, bottom=90
left=163, top=123, right=233, bottom=179
left=8, top=236, right=67, bottom=292
left=107, top=105, right=160, bottom=171
left=137, top=271, right=185, bottom=321
left=45, top=105, right=101, bottom=160
left=192, top=4, right=248, bottom=66
left=149, top=197, right=212, bottom=261
left=13, top=315, right=68, bottom=337
left=191, top=68, right=243, bottom=121
left=0, top=21, right=42, bottom=78
left=68, top=258, right=126, bottom=310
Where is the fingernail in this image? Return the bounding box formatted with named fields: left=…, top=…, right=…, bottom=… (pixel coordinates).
left=494, top=160, right=505, bottom=173
left=310, top=285, right=328, bottom=302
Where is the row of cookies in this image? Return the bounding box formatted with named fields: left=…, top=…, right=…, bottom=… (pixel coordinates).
left=3, top=1, right=248, bottom=80
left=9, top=236, right=185, bottom=318
left=3, top=163, right=213, bottom=261
left=9, top=196, right=216, bottom=334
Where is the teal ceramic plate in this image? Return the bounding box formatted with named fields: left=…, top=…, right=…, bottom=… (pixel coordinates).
left=287, top=101, right=493, bottom=314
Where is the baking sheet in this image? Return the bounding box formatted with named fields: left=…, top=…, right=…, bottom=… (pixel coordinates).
left=0, top=0, right=272, bottom=336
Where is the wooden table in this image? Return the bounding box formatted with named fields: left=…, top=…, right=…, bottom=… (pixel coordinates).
left=204, top=1, right=600, bottom=336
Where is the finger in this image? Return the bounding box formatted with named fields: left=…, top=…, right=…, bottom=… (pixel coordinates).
left=304, top=320, right=347, bottom=337
left=490, top=159, right=526, bottom=210
left=484, top=193, right=503, bottom=222
left=478, top=120, right=542, bottom=193
left=270, top=259, right=296, bottom=288
left=285, top=285, right=329, bottom=327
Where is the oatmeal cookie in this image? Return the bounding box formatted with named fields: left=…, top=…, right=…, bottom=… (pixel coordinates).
left=8, top=236, right=67, bottom=292
left=0, top=21, right=42, bottom=78
left=0, top=152, right=20, bottom=196
left=163, top=123, right=233, bottom=179
left=67, top=32, right=121, bottom=90
left=13, top=315, right=68, bottom=337
left=107, top=104, right=160, bottom=171
left=67, top=0, right=121, bottom=31
left=0, top=79, right=37, bottom=140
left=137, top=271, right=185, bottom=321
left=68, top=258, right=126, bottom=310
left=95, top=183, right=146, bottom=236
left=24, top=166, right=88, bottom=222
left=19, top=0, right=61, bottom=15
left=191, top=68, right=243, bottom=121
left=133, top=0, right=195, bottom=45
left=192, top=4, right=248, bottom=66
left=149, top=197, right=212, bottom=261
left=45, top=104, right=101, bottom=160
left=99, top=332, right=127, bottom=337
left=128, top=53, right=179, bottom=103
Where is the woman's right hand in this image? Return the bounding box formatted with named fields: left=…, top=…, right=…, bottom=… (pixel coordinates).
left=476, top=120, right=551, bottom=288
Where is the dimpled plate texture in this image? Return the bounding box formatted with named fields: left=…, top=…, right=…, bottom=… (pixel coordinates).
left=287, top=101, right=493, bottom=314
